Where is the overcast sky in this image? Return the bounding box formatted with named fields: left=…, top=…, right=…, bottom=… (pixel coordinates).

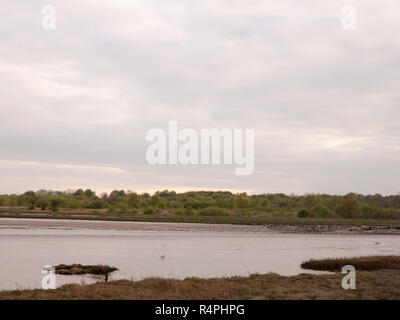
left=0, top=0, right=399, bottom=195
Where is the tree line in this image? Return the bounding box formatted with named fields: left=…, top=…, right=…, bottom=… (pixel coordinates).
left=1, top=189, right=400, bottom=220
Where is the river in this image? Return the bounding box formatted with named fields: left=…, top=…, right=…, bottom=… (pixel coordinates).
left=0, top=218, right=399, bottom=290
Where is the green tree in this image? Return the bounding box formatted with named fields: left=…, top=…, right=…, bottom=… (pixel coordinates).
left=37, top=198, right=49, bottom=210
left=49, top=198, right=63, bottom=211
left=84, top=189, right=96, bottom=199
left=233, top=193, right=249, bottom=209
left=24, top=191, right=38, bottom=209
left=337, top=199, right=360, bottom=218
left=127, top=192, right=139, bottom=208
left=310, top=204, right=331, bottom=218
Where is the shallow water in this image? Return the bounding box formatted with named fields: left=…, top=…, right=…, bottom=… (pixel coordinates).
left=0, top=218, right=399, bottom=290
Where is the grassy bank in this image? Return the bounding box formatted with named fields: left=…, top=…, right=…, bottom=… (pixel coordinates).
left=1, top=270, right=400, bottom=300
left=2, top=208, right=400, bottom=227
left=301, top=255, right=400, bottom=272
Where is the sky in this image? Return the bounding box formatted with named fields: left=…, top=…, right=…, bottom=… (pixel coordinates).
left=0, top=0, right=399, bottom=195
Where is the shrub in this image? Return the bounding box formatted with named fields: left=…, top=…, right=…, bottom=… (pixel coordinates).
left=65, top=199, right=81, bottom=209
left=297, top=209, right=310, bottom=218
left=49, top=198, right=62, bottom=212
left=174, top=208, right=184, bottom=216
left=166, top=201, right=182, bottom=209
left=198, top=206, right=227, bottom=216
left=36, top=199, right=49, bottom=210
left=233, top=194, right=250, bottom=209
left=90, top=200, right=106, bottom=209
left=184, top=207, right=196, bottom=216
left=143, top=208, right=154, bottom=215
left=310, top=204, right=331, bottom=218
left=336, top=199, right=360, bottom=219
left=115, top=202, right=128, bottom=213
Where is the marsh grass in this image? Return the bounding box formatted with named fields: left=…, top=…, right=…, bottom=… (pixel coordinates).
left=301, top=255, right=400, bottom=272
left=1, top=270, right=400, bottom=300
left=54, top=264, right=118, bottom=275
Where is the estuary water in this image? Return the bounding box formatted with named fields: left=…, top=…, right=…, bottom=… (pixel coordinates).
left=0, top=218, right=399, bottom=290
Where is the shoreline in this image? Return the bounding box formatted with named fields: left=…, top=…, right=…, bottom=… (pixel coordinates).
left=1, top=214, right=400, bottom=235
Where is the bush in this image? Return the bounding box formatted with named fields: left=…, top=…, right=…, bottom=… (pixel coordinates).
left=297, top=209, right=310, bottom=218
left=36, top=199, right=49, bottom=210
left=166, top=201, right=182, bottom=209
left=198, top=206, right=227, bottom=216
left=115, top=202, right=128, bottom=213
left=174, top=208, right=184, bottom=216
left=65, top=199, right=81, bottom=209
left=90, top=200, right=106, bottom=209
left=184, top=207, right=196, bottom=216
left=49, top=198, right=62, bottom=212
left=360, top=204, right=375, bottom=219
left=143, top=208, right=154, bottom=215
left=310, top=204, right=331, bottom=218
left=337, top=199, right=360, bottom=219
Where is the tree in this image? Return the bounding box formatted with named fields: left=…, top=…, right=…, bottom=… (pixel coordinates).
left=310, top=204, right=331, bottom=218
left=74, top=189, right=85, bottom=197
left=37, top=198, right=49, bottom=210
left=84, top=189, right=96, bottom=199
left=49, top=198, right=62, bottom=211
left=127, top=192, right=139, bottom=208
left=337, top=199, right=360, bottom=218
left=24, top=191, right=38, bottom=209
left=149, top=195, right=161, bottom=207
left=302, top=194, right=321, bottom=209
left=233, top=193, right=249, bottom=209
left=108, top=190, right=126, bottom=203
left=90, top=199, right=106, bottom=209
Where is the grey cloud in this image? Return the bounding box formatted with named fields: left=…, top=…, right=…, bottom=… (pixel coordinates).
left=0, top=0, right=399, bottom=194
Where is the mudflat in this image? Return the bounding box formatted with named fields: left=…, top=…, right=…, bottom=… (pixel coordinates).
left=1, top=217, right=400, bottom=234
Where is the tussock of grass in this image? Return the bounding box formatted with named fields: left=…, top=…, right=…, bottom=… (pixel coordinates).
left=54, top=264, right=118, bottom=275
left=301, top=255, right=400, bottom=272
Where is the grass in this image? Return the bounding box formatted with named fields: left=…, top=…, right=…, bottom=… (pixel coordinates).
left=54, top=264, right=118, bottom=275
left=1, top=270, right=400, bottom=300
left=1, top=208, right=400, bottom=227
left=301, top=255, right=400, bottom=272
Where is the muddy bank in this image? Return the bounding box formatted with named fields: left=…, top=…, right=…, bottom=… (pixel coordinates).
left=1, top=217, right=400, bottom=234
left=267, top=223, right=400, bottom=235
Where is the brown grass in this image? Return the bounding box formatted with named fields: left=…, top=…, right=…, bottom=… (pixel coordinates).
left=1, top=270, right=400, bottom=300
left=54, top=264, right=118, bottom=275
left=301, top=255, right=400, bottom=272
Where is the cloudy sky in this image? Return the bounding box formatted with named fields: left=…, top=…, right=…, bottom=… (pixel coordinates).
left=0, top=0, right=399, bottom=195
